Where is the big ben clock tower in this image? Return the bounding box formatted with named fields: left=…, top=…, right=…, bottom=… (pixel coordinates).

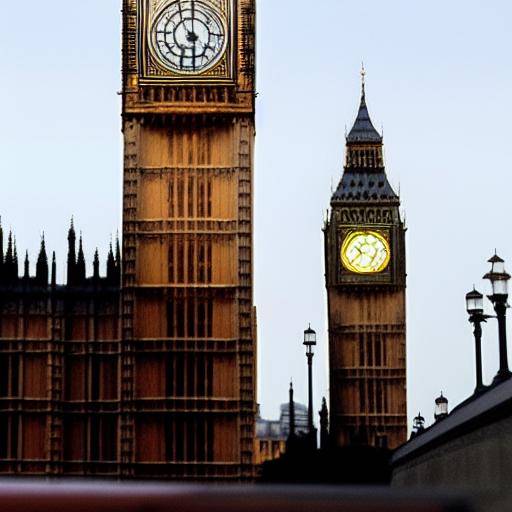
left=121, top=0, right=256, bottom=480
left=324, top=72, right=407, bottom=449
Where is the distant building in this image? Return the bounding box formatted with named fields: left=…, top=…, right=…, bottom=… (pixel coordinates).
left=254, top=400, right=308, bottom=464
left=279, top=402, right=309, bottom=438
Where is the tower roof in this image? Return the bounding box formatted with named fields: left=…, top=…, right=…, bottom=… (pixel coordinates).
left=346, top=67, right=382, bottom=143
left=331, top=68, right=398, bottom=204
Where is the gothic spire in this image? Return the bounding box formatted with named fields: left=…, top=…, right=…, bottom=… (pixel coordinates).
left=4, top=231, right=16, bottom=283
left=24, top=251, right=30, bottom=280
left=76, top=235, right=86, bottom=284
left=115, top=234, right=121, bottom=265
left=51, top=252, right=57, bottom=288
left=67, top=217, right=76, bottom=285
left=13, top=238, right=18, bottom=281
left=346, top=65, right=382, bottom=144
left=5, top=231, right=13, bottom=269
left=332, top=68, right=399, bottom=203
left=36, top=234, right=49, bottom=286
left=115, top=234, right=122, bottom=284
left=106, top=241, right=116, bottom=284
left=93, top=248, right=100, bottom=281
left=289, top=380, right=295, bottom=439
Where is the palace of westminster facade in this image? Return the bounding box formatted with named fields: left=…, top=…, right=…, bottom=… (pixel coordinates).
left=0, top=0, right=406, bottom=479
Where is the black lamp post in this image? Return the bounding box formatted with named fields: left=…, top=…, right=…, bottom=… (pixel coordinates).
left=466, top=288, right=491, bottom=394
left=483, top=254, right=511, bottom=384
left=303, top=324, right=317, bottom=446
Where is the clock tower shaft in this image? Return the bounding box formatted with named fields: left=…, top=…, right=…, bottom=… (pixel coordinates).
left=324, top=82, right=407, bottom=449
left=121, top=0, right=257, bottom=480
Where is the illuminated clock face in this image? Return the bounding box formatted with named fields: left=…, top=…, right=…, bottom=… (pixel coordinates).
left=341, top=231, right=391, bottom=274
left=152, top=0, right=227, bottom=74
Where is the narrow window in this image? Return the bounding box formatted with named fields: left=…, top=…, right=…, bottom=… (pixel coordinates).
left=207, top=420, right=214, bottom=462
left=359, top=380, right=366, bottom=413
left=207, top=356, right=213, bottom=397
left=10, top=415, right=19, bottom=459
left=0, top=355, right=9, bottom=397
left=198, top=242, right=206, bottom=283
left=197, top=354, right=205, bottom=396
left=197, top=302, right=206, bottom=338
left=188, top=240, right=195, bottom=284
left=91, top=357, right=100, bottom=400
left=175, top=419, right=184, bottom=462
left=197, top=419, right=206, bottom=461
left=188, top=176, right=194, bottom=217
left=186, top=354, right=195, bottom=397
left=375, top=336, right=382, bottom=367
left=207, top=178, right=212, bottom=217
left=207, top=241, right=212, bottom=283
left=90, top=416, right=100, bottom=461
left=187, top=419, right=195, bottom=462
left=11, top=355, right=19, bottom=397
left=187, top=299, right=195, bottom=338
left=359, top=334, right=365, bottom=367
left=366, top=335, right=374, bottom=367
left=166, top=354, right=174, bottom=397
left=176, top=354, right=184, bottom=396
left=368, top=381, right=375, bottom=413
left=383, top=383, right=388, bottom=413
left=207, top=301, right=213, bottom=338
left=177, top=241, right=184, bottom=283
left=165, top=417, right=174, bottom=461
left=102, top=416, right=117, bottom=461
left=198, top=177, right=205, bottom=217
left=176, top=300, right=185, bottom=338
left=177, top=177, right=185, bottom=217
left=169, top=178, right=175, bottom=217
left=0, top=416, right=8, bottom=458
left=376, top=382, right=382, bottom=414
left=167, top=301, right=175, bottom=338
left=168, top=244, right=175, bottom=284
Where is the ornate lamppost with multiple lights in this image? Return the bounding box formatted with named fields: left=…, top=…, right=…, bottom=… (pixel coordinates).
left=483, top=254, right=511, bottom=385
left=303, top=324, right=317, bottom=449
left=466, top=288, right=492, bottom=394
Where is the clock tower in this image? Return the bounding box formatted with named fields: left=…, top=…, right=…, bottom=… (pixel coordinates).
left=324, top=73, right=407, bottom=449
left=121, top=0, right=257, bottom=480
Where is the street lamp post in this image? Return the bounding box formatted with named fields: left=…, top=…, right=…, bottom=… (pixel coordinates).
left=483, top=254, right=512, bottom=385
left=412, top=412, right=425, bottom=436
left=303, top=324, right=317, bottom=448
left=466, top=288, right=491, bottom=394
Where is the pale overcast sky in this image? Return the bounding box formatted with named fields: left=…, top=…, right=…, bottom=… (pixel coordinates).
left=1, top=1, right=512, bottom=430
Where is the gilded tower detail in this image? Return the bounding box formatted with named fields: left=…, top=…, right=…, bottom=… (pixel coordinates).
left=324, top=76, right=407, bottom=449
left=121, top=0, right=257, bottom=480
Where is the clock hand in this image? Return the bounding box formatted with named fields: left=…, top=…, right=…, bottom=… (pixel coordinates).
left=180, top=46, right=185, bottom=70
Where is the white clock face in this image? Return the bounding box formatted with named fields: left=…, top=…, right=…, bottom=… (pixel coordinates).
left=152, top=0, right=227, bottom=74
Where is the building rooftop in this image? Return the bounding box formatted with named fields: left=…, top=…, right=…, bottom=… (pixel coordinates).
left=393, top=377, right=512, bottom=465
left=346, top=79, right=382, bottom=143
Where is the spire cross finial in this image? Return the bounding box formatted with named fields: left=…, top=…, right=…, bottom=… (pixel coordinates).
left=361, top=62, right=366, bottom=99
